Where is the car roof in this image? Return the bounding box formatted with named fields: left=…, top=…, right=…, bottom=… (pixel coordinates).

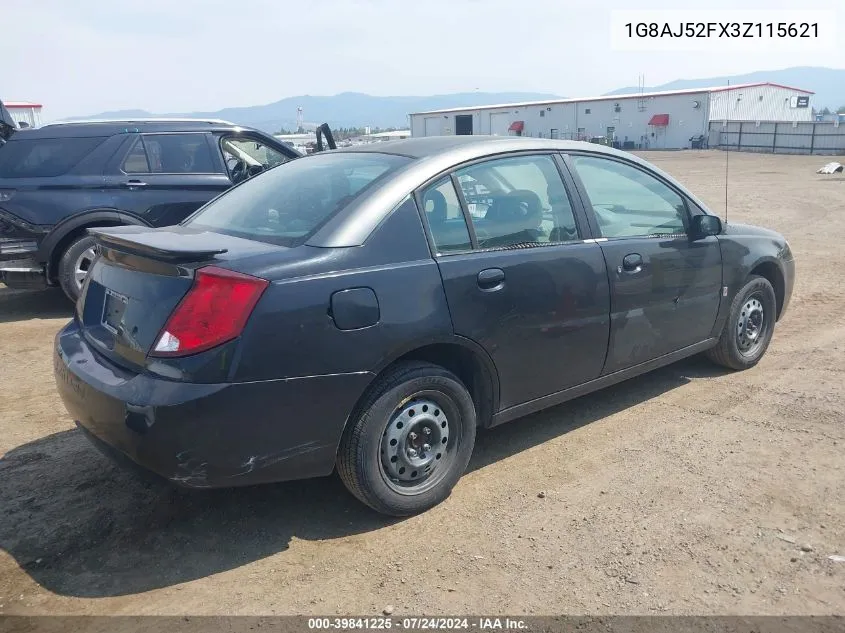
left=336, top=135, right=627, bottom=160
left=311, top=135, right=713, bottom=248
left=16, top=119, right=262, bottom=139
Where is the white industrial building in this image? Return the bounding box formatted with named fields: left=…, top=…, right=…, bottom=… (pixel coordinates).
left=409, top=83, right=815, bottom=150
left=4, top=101, right=43, bottom=128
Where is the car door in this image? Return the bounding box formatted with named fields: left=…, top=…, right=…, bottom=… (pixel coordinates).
left=217, top=133, right=297, bottom=185
left=104, top=132, right=232, bottom=227
left=565, top=153, right=723, bottom=375
left=419, top=153, right=611, bottom=411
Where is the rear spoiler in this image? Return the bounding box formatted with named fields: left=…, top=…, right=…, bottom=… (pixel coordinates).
left=0, top=100, right=16, bottom=142
left=88, top=226, right=228, bottom=262
left=315, top=123, right=336, bottom=152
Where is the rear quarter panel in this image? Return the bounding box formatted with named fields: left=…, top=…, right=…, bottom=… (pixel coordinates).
left=232, top=197, right=455, bottom=382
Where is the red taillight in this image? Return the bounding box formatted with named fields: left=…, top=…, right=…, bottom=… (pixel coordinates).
left=151, top=266, right=269, bottom=357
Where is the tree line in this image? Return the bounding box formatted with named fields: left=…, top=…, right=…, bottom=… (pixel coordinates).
left=816, top=106, right=845, bottom=116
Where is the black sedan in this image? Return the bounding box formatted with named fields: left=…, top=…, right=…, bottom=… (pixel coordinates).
left=54, top=136, right=795, bottom=516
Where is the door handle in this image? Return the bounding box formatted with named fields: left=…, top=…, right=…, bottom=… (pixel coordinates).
left=619, top=253, right=643, bottom=274
left=477, top=268, right=505, bottom=291
left=122, top=180, right=148, bottom=188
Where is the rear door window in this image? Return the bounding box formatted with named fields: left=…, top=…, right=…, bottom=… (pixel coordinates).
left=420, top=177, right=472, bottom=254
left=121, top=139, right=150, bottom=173
left=185, top=152, right=411, bottom=246
left=0, top=136, right=107, bottom=177
left=121, top=134, right=217, bottom=174
left=454, top=154, right=580, bottom=249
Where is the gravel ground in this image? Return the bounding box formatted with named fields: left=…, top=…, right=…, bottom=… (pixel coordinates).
left=0, top=150, right=843, bottom=616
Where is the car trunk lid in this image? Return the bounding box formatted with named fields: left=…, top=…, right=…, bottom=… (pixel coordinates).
left=78, top=226, right=283, bottom=372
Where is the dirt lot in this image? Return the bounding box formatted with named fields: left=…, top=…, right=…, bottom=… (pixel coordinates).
left=0, top=151, right=843, bottom=616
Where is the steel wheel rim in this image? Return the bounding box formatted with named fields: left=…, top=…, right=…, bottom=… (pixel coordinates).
left=73, top=247, right=97, bottom=289
left=379, top=392, right=459, bottom=495
left=736, top=293, right=767, bottom=357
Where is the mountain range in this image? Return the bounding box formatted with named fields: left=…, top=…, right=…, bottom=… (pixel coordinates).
left=73, top=66, right=845, bottom=133
left=73, top=92, right=561, bottom=133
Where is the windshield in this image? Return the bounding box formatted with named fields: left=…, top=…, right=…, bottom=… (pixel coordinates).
left=185, top=151, right=411, bottom=246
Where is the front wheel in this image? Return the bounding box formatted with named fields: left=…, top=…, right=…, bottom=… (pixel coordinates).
left=706, top=274, right=777, bottom=370
left=57, top=234, right=98, bottom=302
left=337, top=361, right=477, bottom=516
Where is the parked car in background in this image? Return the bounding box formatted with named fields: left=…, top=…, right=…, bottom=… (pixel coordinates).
left=0, top=100, right=17, bottom=147
left=0, top=118, right=303, bottom=300
left=54, top=136, right=794, bottom=516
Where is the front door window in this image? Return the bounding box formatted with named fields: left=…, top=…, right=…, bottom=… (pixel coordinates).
left=221, top=137, right=291, bottom=183
left=570, top=155, right=688, bottom=238
left=122, top=134, right=216, bottom=174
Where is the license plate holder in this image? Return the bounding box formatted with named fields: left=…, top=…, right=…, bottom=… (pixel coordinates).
left=102, top=289, right=128, bottom=334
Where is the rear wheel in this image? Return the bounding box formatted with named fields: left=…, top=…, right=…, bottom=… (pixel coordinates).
left=57, top=234, right=98, bottom=302
left=706, top=274, right=777, bottom=370
left=337, top=361, right=476, bottom=516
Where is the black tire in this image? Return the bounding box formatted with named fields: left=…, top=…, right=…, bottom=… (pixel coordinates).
left=337, top=361, right=476, bottom=516
left=58, top=234, right=98, bottom=302
left=706, top=274, right=777, bottom=370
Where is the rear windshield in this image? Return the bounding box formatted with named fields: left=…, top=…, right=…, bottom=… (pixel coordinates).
left=185, top=151, right=411, bottom=246
left=0, top=136, right=107, bottom=177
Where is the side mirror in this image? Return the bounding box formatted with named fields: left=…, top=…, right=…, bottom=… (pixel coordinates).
left=691, top=214, right=722, bottom=240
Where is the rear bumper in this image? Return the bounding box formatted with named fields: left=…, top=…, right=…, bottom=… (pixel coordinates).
left=54, top=320, right=374, bottom=488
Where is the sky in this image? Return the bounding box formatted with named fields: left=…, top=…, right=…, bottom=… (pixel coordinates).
left=3, top=0, right=844, bottom=122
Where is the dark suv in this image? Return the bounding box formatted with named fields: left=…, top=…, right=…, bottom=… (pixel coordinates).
left=0, top=117, right=302, bottom=300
